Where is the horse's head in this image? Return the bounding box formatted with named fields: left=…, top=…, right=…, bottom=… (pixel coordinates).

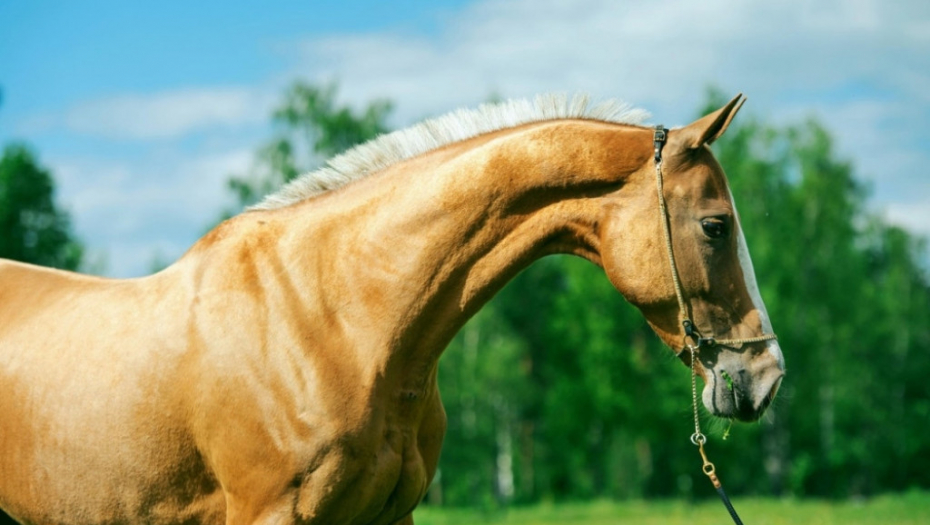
left=599, top=95, right=784, bottom=422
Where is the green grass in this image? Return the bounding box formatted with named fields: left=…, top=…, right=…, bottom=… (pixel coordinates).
left=414, top=490, right=930, bottom=525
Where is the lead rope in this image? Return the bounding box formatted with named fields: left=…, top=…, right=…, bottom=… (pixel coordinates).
left=653, top=125, right=767, bottom=525
left=691, top=345, right=744, bottom=525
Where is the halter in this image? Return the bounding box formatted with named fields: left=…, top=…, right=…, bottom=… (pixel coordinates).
left=652, top=124, right=777, bottom=362
left=653, top=125, right=777, bottom=356
left=653, top=125, right=777, bottom=525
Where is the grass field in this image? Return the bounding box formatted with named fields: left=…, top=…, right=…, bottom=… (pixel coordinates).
left=413, top=490, right=930, bottom=525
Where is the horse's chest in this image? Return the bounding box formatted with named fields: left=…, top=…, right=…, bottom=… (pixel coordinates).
left=199, top=358, right=444, bottom=523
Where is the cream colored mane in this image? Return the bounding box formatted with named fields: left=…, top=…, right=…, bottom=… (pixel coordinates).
left=250, top=93, right=650, bottom=211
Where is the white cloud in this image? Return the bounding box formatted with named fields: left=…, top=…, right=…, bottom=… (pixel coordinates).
left=51, top=148, right=251, bottom=277
left=21, top=0, right=930, bottom=277
left=53, top=87, right=274, bottom=140
left=885, top=200, right=930, bottom=239
left=293, top=0, right=928, bottom=116
left=293, top=0, right=930, bottom=224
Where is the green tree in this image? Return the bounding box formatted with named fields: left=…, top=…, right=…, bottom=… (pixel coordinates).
left=432, top=89, right=930, bottom=505
left=226, top=81, right=393, bottom=212
left=0, top=143, right=83, bottom=270
left=699, top=88, right=930, bottom=498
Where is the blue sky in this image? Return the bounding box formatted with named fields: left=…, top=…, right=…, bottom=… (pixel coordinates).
left=2, top=2, right=470, bottom=107
left=1, top=0, right=928, bottom=277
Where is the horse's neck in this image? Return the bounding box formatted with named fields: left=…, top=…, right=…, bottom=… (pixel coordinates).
left=232, top=120, right=647, bottom=386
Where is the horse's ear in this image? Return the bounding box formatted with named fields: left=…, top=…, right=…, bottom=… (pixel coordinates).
left=674, top=94, right=746, bottom=149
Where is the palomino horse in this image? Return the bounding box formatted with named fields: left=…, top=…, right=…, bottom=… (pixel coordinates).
left=0, top=94, right=784, bottom=525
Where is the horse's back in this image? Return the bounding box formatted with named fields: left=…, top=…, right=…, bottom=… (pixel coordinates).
left=0, top=259, right=222, bottom=525
left=0, top=258, right=104, bottom=338
left=0, top=259, right=139, bottom=371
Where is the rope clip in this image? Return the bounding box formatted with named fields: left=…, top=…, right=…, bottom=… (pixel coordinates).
left=683, top=319, right=716, bottom=349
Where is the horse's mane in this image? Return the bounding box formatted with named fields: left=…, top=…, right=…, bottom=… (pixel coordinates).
left=249, top=93, right=650, bottom=211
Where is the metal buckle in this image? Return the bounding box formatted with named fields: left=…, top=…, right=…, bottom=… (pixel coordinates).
left=682, top=319, right=716, bottom=349
left=653, top=126, right=667, bottom=143
left=653, top=125, right=668, bottom=162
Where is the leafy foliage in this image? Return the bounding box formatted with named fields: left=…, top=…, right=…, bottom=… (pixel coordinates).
left=0, top=143, right=83, bottom=269
left=434, top=89, right=930, bottom=505
left=225, top=81, right=392, bottom=212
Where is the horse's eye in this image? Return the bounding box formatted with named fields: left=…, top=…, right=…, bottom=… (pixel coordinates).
left=701, top=217, right=729, bottom=239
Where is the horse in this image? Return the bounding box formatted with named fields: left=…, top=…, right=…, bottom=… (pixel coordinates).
left=0, top=93, right=784, bottom=525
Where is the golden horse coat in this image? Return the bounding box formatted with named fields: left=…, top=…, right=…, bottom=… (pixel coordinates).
left=0, top=94, right=783, bottom=525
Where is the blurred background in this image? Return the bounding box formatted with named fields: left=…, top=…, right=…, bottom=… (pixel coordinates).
left=1, top=0, right=928, bottom=522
